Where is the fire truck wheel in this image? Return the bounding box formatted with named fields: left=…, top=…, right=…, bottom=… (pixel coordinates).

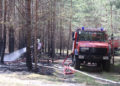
left=103, top=60, right=110, bottom=72
left=74, top=55, right=80, bottom=70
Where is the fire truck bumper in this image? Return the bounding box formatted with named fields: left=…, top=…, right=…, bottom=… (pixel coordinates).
left=78, top=55, right=109, bottom=62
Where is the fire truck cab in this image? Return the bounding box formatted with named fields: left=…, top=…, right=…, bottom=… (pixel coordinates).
left=72, top=27, right=112, bottom=71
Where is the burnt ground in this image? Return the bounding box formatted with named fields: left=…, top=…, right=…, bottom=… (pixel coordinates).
left=0, top=55, right=120, bottom=86
left=0, top=58, right=85, bottom=86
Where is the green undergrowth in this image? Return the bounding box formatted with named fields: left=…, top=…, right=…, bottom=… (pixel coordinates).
left=74, top=72, right=110, bottom=86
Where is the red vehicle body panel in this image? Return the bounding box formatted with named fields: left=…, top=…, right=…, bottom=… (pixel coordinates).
left=76, top=41, right=109, bottom=55
left=77, top=41, right=109, bottom=48
left=109, top=40, right=120, bottom=49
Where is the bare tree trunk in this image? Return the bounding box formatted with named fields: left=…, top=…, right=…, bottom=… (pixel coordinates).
left=34, top=0, right=38, bottom=70
left=51, top=0, right=56, bottom=62
left=67, top=0, right=72, bottom=56
left=59, top=20, right=62, bottom=56
left=59, top=2, right=63, bottom=56
left=1, top=0, right=7, bottom=64
left=25, top=0, right=32, bottom=70
left=9, top=28, right=14, bottom=53
left=0, top=0, right=2, bottom=38
left=48, top=20, right=51, bottom=56
left=0, top=0, right=3, bottom=60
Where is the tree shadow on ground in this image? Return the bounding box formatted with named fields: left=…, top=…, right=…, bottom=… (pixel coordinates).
left=0, top=61, right=54, bottom=76
left=78, top=65, right=103, bottom=73
left=78, top=64, right=120, bottom=74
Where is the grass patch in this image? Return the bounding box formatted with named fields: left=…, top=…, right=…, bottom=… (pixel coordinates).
left=99, top=64, right=120, bottom=82
left=74, top=72, right=108, bottom=86
left=100, top=72, right=120, bottom=82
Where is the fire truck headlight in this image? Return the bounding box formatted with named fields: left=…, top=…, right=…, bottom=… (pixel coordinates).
left=82, top=27, right=85, bottom=31
left=103, top=56, right=109, bottom=60
left=80, top=47, right=89, bottom=52
left=75, top=49, right=78, bottom=55
left=101, top=27, right=104, bottom=31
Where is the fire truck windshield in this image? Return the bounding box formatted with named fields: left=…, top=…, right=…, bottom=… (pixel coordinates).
left=77, top=31, right=106, bottom=42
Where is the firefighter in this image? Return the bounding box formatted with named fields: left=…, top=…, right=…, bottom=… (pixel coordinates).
left=37, top=39, right=42, bottom=50
left=37, top=39, right=42, bottom=58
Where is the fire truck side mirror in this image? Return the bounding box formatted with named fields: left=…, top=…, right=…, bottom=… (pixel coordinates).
left=72, top=32, right=75, bottom=40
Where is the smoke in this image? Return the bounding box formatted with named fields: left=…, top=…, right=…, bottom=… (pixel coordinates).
left=4, top=47, right=26, bottom=62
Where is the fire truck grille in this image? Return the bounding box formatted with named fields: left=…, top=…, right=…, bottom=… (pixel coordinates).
left=79, top=47, right=107, bottom=56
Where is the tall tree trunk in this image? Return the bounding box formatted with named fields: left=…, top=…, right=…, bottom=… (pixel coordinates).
left=48, top=20, right=50, bottom=56
left=52, top=15, right=55, bottom=61
left=9, top=28, right=14, bottom=53
left=51, top=0, right=56, bottom=62
left=59, top=2, right=62, bottom=56
left=0, top=0, right=2, bottom=38
left=1, top=0, right=7, bottom=64
left=0, top=0, right=3, bottom=59
left=34, top=0, right=38, bottom=70
left=67, top=0, right=72, bottom=56
left=59, top=20, right=62, bottom=55
left=25, top=0, right=32, bottom=70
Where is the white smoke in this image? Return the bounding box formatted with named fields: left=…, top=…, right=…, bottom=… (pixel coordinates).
left=4, top=47, right=26, bottom=62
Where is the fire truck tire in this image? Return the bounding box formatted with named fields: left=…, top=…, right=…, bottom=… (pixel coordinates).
left=103, top=60, right=110, bottom=72
left=74, top=55, right=80, bottom=70
left=97, top=62, right=103, bottom=71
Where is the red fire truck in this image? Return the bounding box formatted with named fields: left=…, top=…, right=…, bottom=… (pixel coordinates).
left=72, top=27, right=114, bottom=71
left=109, top=36, right=120, bottom=54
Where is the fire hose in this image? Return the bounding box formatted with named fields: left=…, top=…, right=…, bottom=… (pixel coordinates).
left=62, top=53, right=75, bottom=75
left=62, top=54, right=120, bottom=84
